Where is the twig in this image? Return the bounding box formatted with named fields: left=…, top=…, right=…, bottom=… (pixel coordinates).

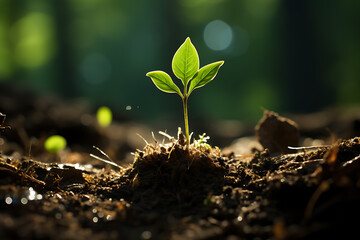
left=288, top=145, right=331, bottom=150
left=90, top=146, right=124, bottom=169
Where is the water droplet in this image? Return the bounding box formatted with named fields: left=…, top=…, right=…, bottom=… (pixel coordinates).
left=5, top=197, right=12, bottom=205
left=126, top=106, right=132, bottom=111
left=106, top=215, right=113, bottom=221
left=55, top=213, right=62, bottom=219
left=92, top=208, right=97, bottom=214
left=36, top=194, right=43, bottom=200
left=27, top=187, right=36, bottom=200
left=98, top=212, right=105, bottom=218
left=141, top=230, right=152, bottom=240
left=237, top=216, right=243, bottom=222
left=92, top=217, right=98, bottom=223
left=21, top=198, right=28, bottom=205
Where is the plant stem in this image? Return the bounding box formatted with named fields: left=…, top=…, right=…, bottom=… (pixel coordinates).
left=182, top=94, right=190, bottom=149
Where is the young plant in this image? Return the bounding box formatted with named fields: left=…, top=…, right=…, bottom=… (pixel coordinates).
left=194, top=133, right=211, bottom=150
left=146, top=37, right=224, bottom=149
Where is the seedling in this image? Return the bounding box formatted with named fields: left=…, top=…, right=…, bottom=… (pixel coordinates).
left=96, top=106, right=112, bottom=127
left=194, top=133, right=211, bottom=150
left=146, top=37, right=224, bottom=149
left=44, top=135, right=67, bottom=154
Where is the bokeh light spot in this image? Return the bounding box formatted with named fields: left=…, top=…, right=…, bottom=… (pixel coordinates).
left=96, top=106, right=112, bottom=127
left=5, top=197, right=12, bottom=205
left=203, top=20, right=233, bottom=51
left=21, top=198, right=28, bottom=205
left=12, top=12, right=56, bottom=69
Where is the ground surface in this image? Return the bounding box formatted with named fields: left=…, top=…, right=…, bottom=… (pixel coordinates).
left=1, top=85, right=360, bottom=240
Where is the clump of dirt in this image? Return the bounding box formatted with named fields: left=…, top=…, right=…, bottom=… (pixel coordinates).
left=128, top=129, right=225, bottom=209
left=255, top=109, right=300, bottom=154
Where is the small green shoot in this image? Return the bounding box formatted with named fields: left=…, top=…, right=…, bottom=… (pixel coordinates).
left=44, top=135, right=67, bottom=154
left=194, top=133, right=211, bottom=150
left=146, top=37, right=224, bottom=149
left=97, top=106, right=112, bottom=127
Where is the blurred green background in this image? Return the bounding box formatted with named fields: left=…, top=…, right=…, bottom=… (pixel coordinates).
left=1, top=0, right=359, bottom=127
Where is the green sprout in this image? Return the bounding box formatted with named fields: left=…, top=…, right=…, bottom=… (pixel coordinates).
left=146, top=37, right=224, bottom=149
left=97, top=106, right=113, bottom=127
left=194, top=133, right=211, bottom=150
left=44, top=135, right=67, bottom=154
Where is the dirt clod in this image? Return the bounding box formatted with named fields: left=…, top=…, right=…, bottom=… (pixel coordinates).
left=255, top=109, right=300, bottom=154
left=128, top=131, right=225, bottom=209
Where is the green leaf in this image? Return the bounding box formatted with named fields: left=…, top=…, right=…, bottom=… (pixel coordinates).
left=146, top=71, right=182, bottom=97
left=188, top=61, right=224, bottom=95
left=172, top=37, right=199, bottom=86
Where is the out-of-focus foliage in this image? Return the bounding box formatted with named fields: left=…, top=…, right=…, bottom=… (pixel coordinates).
left=96, top=106, right=113, bottom=127
left=44, top=135, right=67, bottom=154
left=0, top=0, right=359, bottom=125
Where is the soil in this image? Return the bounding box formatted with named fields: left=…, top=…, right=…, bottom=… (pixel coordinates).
left=1, top=85, right=360, bottom=240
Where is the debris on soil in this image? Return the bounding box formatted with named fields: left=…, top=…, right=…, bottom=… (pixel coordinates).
left=2, top=119, right=360, bottom=240
left=2, top=86, right=360, bottom=239
left=255, top=109, right=300, bottom=154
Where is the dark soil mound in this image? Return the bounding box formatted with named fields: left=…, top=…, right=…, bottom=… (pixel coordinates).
left=1, top=129, right=360, bottom=239
left=128, top=131, right=224, bottom=210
